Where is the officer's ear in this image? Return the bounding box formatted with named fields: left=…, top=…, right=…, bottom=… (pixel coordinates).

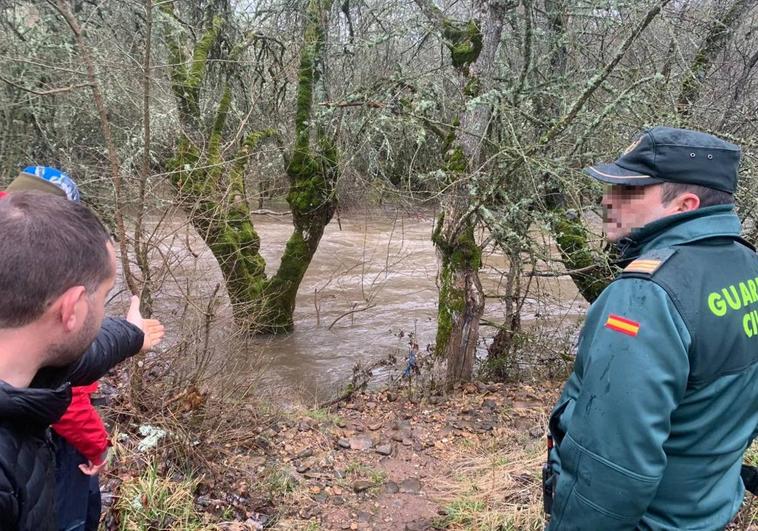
left=667, top=192, right=700, bottom=213
left=677, top=192, right=700, bottom=212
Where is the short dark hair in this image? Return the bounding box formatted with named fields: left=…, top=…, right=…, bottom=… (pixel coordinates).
left=661, top=182, right=734, bottom=208
left=0, top=191, right=112, bottom=328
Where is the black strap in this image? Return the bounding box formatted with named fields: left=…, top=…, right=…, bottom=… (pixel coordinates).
left=742, top=464, right=758, bottom=495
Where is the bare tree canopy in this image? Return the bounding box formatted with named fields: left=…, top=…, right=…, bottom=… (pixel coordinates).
left=0, top=0, right=755, bottom=372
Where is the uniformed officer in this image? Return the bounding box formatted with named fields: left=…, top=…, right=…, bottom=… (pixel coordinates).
left=546, top=127, right=758, bottom=530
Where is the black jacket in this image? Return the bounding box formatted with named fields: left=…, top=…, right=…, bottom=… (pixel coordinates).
left=0, top=317, right=143, bottom=530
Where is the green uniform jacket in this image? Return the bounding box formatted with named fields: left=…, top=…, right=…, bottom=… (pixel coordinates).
left=548, top=206, right=758, bottom=530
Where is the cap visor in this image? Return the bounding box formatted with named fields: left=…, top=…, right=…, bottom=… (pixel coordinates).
left=6, top=172, right=68, bottom=198
left=584, top=163, right=662, bottom=186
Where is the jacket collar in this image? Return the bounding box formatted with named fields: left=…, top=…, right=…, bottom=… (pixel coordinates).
left=0, top=380, right=71, bottom=428
left=616, top=205, right=745, bottom=261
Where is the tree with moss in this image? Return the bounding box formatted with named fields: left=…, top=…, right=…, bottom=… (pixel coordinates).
left=162, top=0, right=337, bottom=333
left=401, top=0, right=676, bottom=379
left=414, top=0, right=513, bottom=388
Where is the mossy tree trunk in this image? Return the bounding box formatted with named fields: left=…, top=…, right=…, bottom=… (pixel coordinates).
left=433, top=213, right=484, bottom=387
left=266, top=0, right=338, bottom=332
left=484, top=246, right=522, bottom=379
left=539, top=0, right=613, bottom=304
left=416, top=0, right=507, bottom=388
left=162, top=8, right=269, bottom=328
left=162, top=0, right=337, bottom=333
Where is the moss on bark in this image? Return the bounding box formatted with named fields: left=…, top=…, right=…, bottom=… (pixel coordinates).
left=161, top=6, right=222, bottom=127
left=208, top=86, right=232, bottom=168
left=168, top=124, right=271, bottom=323
left=442, top=19, right=483, bottom=70
left=551, top=211, right=613, bottom=302
left=433, top=217, right=482, bottom=357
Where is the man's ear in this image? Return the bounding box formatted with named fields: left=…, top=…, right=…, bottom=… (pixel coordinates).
left=674, top=192, right=701, bottom=213
left=54, top=286, right=88, bottom=332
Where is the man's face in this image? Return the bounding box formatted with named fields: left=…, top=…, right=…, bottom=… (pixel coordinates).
left=46, top=242, right=116, bottom=366
left=601, top=184, right=673, bottom=242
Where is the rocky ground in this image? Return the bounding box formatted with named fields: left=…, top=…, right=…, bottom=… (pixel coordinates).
left=224, top=381, right=559, bottom=530
left=100, top=374, right=758, bottom=530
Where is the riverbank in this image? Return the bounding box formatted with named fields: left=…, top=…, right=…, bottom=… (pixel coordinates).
left=260, top=382, right=558, bottom=530
left=100, top=375, right=559, bottom=530
left=101, top=369, right=758, bottom=530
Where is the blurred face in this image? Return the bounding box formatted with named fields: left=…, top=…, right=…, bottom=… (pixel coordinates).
left=601, top=184, right=674, bottom=242
left=46, top=242, right=116, bottom=366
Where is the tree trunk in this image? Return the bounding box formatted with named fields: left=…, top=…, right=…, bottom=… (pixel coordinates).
left=485, top=248, right=521, bottom=377
left=416, top=0, right=508, bottom=387
left=162, top=0, right=337, bottom=334
left=260, top=0, right=337, bottom=332
left=434, top=214, right=485, bottom=387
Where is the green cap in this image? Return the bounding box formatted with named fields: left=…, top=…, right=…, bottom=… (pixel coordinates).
left=7, top=171, right=69, bottom=198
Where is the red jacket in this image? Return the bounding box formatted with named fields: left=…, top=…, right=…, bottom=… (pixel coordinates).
left=51, top=383, right=109, bottom=465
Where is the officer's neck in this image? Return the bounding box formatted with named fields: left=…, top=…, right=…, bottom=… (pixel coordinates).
left=615, top=205, right=735, bottom=261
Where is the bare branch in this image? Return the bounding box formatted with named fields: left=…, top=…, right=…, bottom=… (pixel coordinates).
left=677, top=0, right=756, bottom=117
left=48, top=0, right=138, bottom=295
left=540, top=0, right=672, bottom=146
left=328, top=303, right=377, bottom=331
left=412, top=0, right=446, bottom=29
left=0, top=74, right=91, bottom=96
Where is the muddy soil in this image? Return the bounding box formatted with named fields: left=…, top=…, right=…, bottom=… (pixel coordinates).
left=216, top=382, right=559, bottom=530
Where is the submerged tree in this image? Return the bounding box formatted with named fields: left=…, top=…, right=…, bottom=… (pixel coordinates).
left=163, top=0, right=337, bottom=333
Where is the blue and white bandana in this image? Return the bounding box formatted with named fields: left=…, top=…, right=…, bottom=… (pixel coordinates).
left=22, top=166, right=81, bottom=203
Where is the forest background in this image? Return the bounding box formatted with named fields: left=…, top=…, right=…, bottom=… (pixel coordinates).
left=1, top=0, right=757, bottom=529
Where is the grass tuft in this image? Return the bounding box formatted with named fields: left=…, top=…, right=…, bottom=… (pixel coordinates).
left=433, top=411, right=549, bottom=530
left=116, top=462, right=203, bottom=530
left=302, top=407, right=344, bottom=426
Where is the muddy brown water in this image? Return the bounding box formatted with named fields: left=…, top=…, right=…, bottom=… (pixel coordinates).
left=115, top=208, right=588, bottom=403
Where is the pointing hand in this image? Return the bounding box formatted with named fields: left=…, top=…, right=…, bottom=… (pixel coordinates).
left=126, top=295, right=166, bottom=352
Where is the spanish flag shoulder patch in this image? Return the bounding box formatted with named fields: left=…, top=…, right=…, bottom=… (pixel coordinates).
left=605, top=314, right=640, bottom=336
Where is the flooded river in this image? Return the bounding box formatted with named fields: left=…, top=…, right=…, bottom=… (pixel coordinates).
left=125, top=207, right=588, bottom=402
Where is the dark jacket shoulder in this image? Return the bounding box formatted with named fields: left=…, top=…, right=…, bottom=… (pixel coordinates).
left=31, top=317, right=144, bottom=389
